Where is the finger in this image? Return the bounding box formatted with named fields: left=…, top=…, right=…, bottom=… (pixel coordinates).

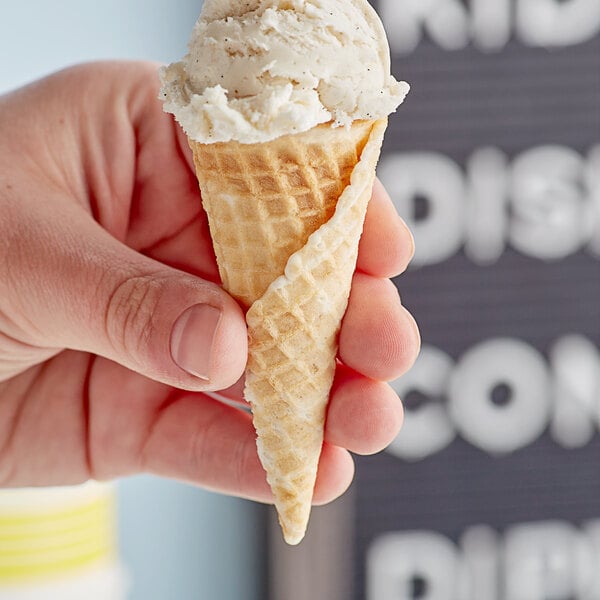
left=1, top=190, right=246, bottom=391
left=326, top=366, right=403, bottom=455
left=357, top=178, right=415, bottom=278
left=339, top=273, right=420, bottom=381
left=312, top=444, right=355, bottom=505
left=138, top=392, right=272, bottom=500
left=135, top=391, right=354, bottom=505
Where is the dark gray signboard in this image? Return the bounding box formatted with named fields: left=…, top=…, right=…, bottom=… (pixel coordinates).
left=356, top=1, right=600, bottom=599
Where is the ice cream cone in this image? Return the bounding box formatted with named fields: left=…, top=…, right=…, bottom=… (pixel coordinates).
left=160, top=0, right=408, bottom=547
left=189, top=118, right=387, bottom=544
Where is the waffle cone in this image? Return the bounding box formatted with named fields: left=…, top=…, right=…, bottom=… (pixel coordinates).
left=189, top=119, right=388, bottom=544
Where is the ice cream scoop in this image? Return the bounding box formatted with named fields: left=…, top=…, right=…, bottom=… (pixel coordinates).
left=160, top=0, right=409, bottom=143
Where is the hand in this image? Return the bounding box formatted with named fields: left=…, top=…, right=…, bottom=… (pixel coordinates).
left=0, top=62, right=420, bottom=503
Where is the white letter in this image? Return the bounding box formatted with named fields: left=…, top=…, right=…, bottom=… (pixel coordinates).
left=368, top=531, right=459, bottom=600
left=517, top=0, right=600, bottom=48
left=379, top=152, right=465, bottom=268
left=472, top=0, right=512, bottom=51
left=448, top=338, right=550, bottom=454
left=465, top=147, right=509, bottom=265
left=505, top=521, right=592, bottom=600
left=585, top=145, right=600, bottom=258
left=550, top=335, right=600, bottom=448
left=387, top=346, right=456, bottom=461
left=379, top=0, right=469, bottom=55
left=510, top=146, right=586, bottom=260
left=458, top=526, right=500, bottom=600
left=581, top=520, right=600, bottom=598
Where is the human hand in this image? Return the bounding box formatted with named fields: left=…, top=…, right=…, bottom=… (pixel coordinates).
left=0, top=62, right=419, bottom=503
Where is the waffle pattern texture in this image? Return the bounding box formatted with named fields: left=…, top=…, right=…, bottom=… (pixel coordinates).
left=190, top=119, right=387, bottom=544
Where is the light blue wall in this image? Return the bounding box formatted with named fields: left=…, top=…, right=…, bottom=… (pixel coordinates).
left=0, top=0, right=200, bottom=92
left=0, top=3, right=266, bottom=599
left=118, top=477, right=266, bottom=600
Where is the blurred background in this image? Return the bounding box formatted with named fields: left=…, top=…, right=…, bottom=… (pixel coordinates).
left=363, top=1, right=600, bottom=599
left=1, top=1, right=599, bottom=599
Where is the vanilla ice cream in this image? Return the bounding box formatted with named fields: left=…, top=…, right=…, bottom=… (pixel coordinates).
left=160, top=0, right=409, bottom=144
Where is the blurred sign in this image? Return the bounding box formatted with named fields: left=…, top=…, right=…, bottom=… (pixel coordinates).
left=358, top=0, right=600, bottom=598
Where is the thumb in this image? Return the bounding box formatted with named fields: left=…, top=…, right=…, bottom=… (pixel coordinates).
left=5, top=202, right=247, bottom=392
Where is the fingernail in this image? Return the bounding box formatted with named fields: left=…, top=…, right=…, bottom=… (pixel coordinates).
left=170, top=304, right=222, bottom=381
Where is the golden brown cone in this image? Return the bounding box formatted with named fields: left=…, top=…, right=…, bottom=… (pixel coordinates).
left=189, top=119, right=388, bottom=544
left=189, top=121, right=376, bottom=309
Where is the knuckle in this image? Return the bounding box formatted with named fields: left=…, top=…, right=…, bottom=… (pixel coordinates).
left=104, top=273, right=165, bottom=360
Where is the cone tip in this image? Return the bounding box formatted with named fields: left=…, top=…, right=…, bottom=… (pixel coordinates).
left=280, top=518, right=307, bottom=546
left=283, top=529, right=305, bottom=546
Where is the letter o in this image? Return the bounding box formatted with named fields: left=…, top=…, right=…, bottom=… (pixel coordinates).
left=448, top=338, right=551, bottom=453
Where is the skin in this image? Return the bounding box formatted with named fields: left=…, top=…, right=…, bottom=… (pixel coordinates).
left=0, top=61, right=420, bottom=505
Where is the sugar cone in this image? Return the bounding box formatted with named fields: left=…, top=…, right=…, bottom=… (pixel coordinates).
left=189, top=119, right=388, bottom=544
